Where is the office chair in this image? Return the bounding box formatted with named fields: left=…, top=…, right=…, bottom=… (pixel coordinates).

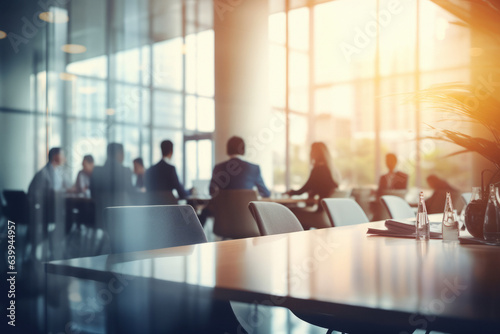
left=380, top=195, right=415, bottom=220
left=321, top=198, right=369, bottom=227
left=105, top=205, right=206, bottom=253
left=211, top=189, right=260, bottom=239
left=248, top=201, right=347, bottom=334
left=248, top=201, right=303, bottom=235
left=101, top=205, right=242, bottom=333
left=291, top=190, right=353, bottom=230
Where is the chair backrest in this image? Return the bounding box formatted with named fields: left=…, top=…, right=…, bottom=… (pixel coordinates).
left=2, top=190, right=29, bottom=224
left=461, top=192, right=472, bottom=206
left=105, top=205, right=206, bottom=254
left=211, top=189, right=260, bottom=239
left=380, top=195, right=415, bottom=220
left=321, top=198, right=369, bottom=227
left=248, top=201, right=303, bottom=236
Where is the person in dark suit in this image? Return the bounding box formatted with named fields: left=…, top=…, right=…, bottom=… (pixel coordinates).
left=425, top=174, right=465, bottom=214
left=286, top=142, right=339, bottom=199
left=198, top=136, right=270, bottom=226
left=145, top=140, right=189, bottom=199
left=371, top=153, right=409, bottom=220
left=90, top=143, right=135, bottom=226
left=377, top=153, right=408, bottom=197
left=285, top=142, right=339, bottom=230
left=209, top=136, right=271, bottom=198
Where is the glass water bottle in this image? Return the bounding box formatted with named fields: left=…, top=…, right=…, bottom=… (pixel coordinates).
left=442, top=192, right=459, bottom=241
left=416, top=192, right=430, bottom=241
left=483, top=184, right=500, bottom=243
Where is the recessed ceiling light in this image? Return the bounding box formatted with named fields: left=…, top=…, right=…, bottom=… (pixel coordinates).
left=106, top=108, right=115, bottom=116
left=0, top=31, right=7, bottom=39
left=39, top=11, right=69, bottom=24
left=61, top=44, right=87, bottom=54
left=59, top=72, right=77, bottom=81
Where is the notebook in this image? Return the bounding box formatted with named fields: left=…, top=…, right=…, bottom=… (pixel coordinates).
left=367, top=219, right=443, bottom=239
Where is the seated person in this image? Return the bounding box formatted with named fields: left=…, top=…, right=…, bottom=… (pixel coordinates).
left=285, top=142, right=339, bottom=229
left=286, top=142, right=339, bottom=199
left=377, top=153, right=408, bottom=197
left=199, top=136, right=271, bottom=226
left=133, top=157, right=146, bottom=191
left=209, top=136, right=271, bottom=198
left=425, top=174, right=465, bottom=214
left=28, top=147, right=71, bottom=195
left=145, top=140, right=189, bottom=200
left=74, top=154, right=94, bottom=198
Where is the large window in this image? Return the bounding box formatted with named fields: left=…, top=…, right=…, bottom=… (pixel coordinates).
left=32, top=0, right=214, bottom=187
left=270, top=0, right=472, bottom=193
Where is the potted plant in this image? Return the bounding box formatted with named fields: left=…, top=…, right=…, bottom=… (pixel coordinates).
left=409, top=83, right=500, bottom=238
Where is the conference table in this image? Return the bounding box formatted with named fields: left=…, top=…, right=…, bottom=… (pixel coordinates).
left=187, top=195, right=316, bottom=206
left=45, top=218, right=500, bottom=333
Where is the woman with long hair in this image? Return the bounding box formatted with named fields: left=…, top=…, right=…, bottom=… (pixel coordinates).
left=287, top=142, right=339, bottom=199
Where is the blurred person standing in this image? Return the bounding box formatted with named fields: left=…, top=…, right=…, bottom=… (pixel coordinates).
left=145, top=140, right=189, bottom=199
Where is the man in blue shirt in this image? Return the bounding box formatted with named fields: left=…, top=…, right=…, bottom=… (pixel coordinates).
left=198, top=137, right=270, bottom=227
left=209, top=136, right=270, bottom=198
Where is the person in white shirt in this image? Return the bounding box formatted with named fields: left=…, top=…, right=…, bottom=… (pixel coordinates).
left=74, top=155, right=94, bottom=198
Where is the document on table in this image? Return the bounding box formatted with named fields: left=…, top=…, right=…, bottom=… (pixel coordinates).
left=367, top=219, right=443, bottom=239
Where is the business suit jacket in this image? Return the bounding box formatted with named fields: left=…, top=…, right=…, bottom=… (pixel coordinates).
left=90, top=160, right=135, bottom=214
left=377, top=171, right=408, bottom=195
left=145, top=160, right=188, bottom=199
left=289, top=164, right=338, bottom=199
left=28, top=163, right=70, bottom=200
left=209, top=158, right=271, bottom=197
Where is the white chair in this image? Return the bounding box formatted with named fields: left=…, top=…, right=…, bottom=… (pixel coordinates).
left=380, top=195, right=415, bottom=220
left=248, top=201, right=344, bottom=333
left=103, top=205, right=241, bottom=333
left=248, top=201, right=303, bottom=235
left=321, top=198, right=369, bottom=227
